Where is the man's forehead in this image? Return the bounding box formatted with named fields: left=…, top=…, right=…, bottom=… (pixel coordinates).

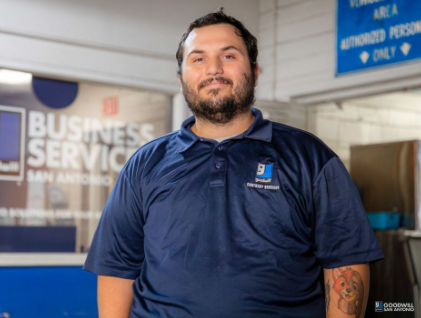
left=183, top=24, right=246, bottom=57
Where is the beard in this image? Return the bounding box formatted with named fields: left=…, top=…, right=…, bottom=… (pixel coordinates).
left=181, top=72, right=256, bottom=124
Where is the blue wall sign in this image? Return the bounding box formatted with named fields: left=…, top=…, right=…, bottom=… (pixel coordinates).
left=337, top=0, right=421, bottom=75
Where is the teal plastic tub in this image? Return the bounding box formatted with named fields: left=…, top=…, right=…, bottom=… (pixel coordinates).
left=366, top=212, right=401, bottom=230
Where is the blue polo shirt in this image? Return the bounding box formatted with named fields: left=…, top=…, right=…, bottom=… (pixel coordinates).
left=84, top=108, right=384, bottom=318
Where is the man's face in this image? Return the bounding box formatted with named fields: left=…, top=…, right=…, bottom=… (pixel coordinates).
left=179, top=23, right=259, bottom=124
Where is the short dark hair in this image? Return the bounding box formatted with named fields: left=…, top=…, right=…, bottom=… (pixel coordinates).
left=176, top=7, right=258, bottom=77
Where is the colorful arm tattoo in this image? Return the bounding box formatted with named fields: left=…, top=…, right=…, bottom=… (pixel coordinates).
left=331, top=267, right=364, bottom=318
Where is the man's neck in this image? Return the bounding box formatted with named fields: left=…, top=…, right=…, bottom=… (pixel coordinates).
left=191, top=110, right=255, bottom=139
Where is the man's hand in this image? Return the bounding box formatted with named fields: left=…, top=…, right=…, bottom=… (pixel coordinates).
left=98, top=275, right=135, bottom=318
left=324, top=263, right=370, bottom=318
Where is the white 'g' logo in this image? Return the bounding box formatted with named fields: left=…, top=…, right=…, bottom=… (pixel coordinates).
left=257, top=164, right=265, bottom=175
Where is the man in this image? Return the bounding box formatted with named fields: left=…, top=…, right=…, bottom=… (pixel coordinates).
left=84, top=8, right=385, bottom=318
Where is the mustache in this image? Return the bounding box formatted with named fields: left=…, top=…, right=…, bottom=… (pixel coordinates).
left=198, top=76, right=233, bottom=90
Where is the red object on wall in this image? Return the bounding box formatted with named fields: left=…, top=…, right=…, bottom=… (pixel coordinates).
left=103, top=96, right=119, bottom=116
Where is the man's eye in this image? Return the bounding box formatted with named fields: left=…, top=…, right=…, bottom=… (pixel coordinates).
left=193, top=58, right=203, bottom=62
left=224, top=55, right=234, bottom=59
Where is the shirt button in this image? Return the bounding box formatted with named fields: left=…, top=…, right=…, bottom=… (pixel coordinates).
left=218, top=145, right=224, bottom=151
left=215, top=162, right=223, bottom=169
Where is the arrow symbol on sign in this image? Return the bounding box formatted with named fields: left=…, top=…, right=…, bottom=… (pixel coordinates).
left=360, top=51, right=369, bottom=64
left=401, top=42, right=411, bottom=56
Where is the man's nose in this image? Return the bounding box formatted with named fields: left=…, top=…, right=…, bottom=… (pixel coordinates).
left=205, top=57, right=223, bottom=76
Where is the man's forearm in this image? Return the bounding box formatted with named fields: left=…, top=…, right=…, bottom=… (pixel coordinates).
left=324, top=263, right=370, bottom=318
left=98, top=275, right=135, bottom=318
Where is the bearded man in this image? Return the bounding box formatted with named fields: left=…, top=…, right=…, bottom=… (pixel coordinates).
left=84, top=8, right=384, bottom=318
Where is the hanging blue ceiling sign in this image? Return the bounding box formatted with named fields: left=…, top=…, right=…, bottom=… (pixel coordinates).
left=337, top=0, right=421, bottom=75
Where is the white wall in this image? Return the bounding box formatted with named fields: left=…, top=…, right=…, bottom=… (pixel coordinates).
left=307, top=91, right=421, bottom=169
left=257, top=0, right=421, bottom=104
left=0, top=0, right=258, bottom=93
left=257, top=100, right=307, bottom=129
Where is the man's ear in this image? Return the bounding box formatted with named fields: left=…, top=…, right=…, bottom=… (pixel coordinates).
left=178, top=74, right=183, bottom=93
left=253, top=62, right=260, bottom=87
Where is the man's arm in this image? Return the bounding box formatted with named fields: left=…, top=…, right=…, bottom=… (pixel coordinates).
left=98, top=275, right=135, bottom=318
left=324, top=263, right=370, bottom=318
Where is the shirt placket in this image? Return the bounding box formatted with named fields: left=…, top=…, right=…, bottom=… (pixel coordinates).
left=209, top=143, right=228, bottom=188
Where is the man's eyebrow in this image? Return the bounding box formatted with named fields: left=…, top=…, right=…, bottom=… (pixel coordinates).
left=187, top=50, right=204, bottom=58
left=187, top=46, right=242, bottom=58
left=220, top=45, right=242, bottom=53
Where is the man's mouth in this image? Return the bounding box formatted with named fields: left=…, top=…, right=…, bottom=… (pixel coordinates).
left=199, top=77, right=232, bottom=90
left=205, top=81, right=229, bottom=87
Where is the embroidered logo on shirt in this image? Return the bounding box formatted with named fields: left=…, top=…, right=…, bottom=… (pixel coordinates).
left=247, top=182, right=279, bottom=190
left=255, top=163, right=273, bottom=183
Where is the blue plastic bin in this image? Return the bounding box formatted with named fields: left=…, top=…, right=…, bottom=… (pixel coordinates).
left=366, top=212, right=401, bottom=230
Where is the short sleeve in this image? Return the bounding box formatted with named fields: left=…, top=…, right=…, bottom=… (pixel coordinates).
left=83, top=169, right=145, bottom=279
left=312, top=156, right=385, bottom=269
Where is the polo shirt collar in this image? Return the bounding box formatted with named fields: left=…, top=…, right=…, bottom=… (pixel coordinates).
left=176, top=108, right=273, bottom=153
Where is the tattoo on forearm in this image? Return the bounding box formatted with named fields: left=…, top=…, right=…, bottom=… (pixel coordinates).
left=332, top=267, right=364, bottom=318
left=325, top=279, right=330, bottom=313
